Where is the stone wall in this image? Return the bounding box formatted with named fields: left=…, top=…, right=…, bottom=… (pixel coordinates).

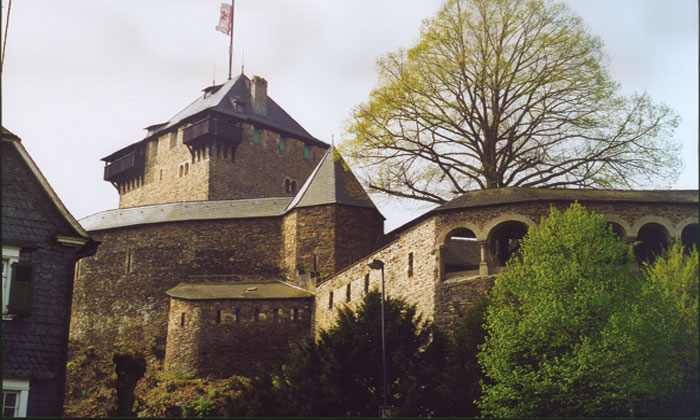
left=164, top=296, right=313, bottom=378
left=209, top=124, right=326, bottom=201
left=317, top=199, right=698, bottom=334
left=314, top=218, right=438, bottom=333
left=119, top=129, right=209, bottom=208
left=117, top=124, right=327, bottom=209
left=70, top=217, right=285, bottom=362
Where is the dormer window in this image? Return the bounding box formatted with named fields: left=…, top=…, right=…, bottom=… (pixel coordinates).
left=234, top=100, right=245, bottom=113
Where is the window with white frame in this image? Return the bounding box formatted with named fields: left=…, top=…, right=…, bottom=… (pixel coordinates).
left=2, top=247, right=20, bottom=317
left=2, top=379, right=30, bottom=417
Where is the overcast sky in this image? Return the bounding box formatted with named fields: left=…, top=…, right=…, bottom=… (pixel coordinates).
left=2, top=0, right=697, bottom=231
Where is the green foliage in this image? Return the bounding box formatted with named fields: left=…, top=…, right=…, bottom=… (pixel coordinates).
left=438, top=296, right=490, bottom=417
left=228, top=290, right=447, bottom=417
left=478, top=203, right=699, bottom=417
left=342, top=0, right=680, bottom=203
left=182, top=397, right=215, bottom=418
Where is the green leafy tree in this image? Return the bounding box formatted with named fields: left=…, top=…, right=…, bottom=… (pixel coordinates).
left=437, top=296, right=490, bottom=417
left=478, top=203, right=699, bottom=417
left=342, top=0, right=680, bottom=204
left=228, top=290, right=446, bottom=417
left=479, top=203, right=637, bottom=417
left=627, top=241, right=698, bottom=417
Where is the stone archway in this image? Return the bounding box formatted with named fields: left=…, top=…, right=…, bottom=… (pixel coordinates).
left=486, top=220, right=530, bottom=268
left=634, top=222, right=670, bottom=264
left=680, top=223, right=699, bottom=251
left=442, top=227, right=480, bottom=277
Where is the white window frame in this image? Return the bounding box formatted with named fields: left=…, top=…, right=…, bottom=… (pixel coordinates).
left=2, top=379, right=30, bottom=417
left=2, top=246, right=21, bottom=320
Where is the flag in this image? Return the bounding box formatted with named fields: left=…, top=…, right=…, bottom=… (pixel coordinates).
left=216, top=3, right=232, bottom=35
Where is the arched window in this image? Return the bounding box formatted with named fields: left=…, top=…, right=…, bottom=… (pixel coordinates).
left=291, top=180, right=297, bottom=193
left=184, top=163, right=189, bottom=175
left=634, top=223, right=670, bottom=264
left=681, top=223, right=698, bottom=252
left=178, top=165, right=183, bottom=177
left=607, top=222, right=626, bottom=238
left=442, top=227, right=479, bottom=274
left=285, top=179, right=291, bottom=193
left=487, top=221, right=528, bottom=267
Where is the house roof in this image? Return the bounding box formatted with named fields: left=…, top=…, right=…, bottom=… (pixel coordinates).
left=79, top=197, right=293, bottom=231
left=287, top=147, right=383, bottom=215
left=166, top=281, right=313, bottom=300
left=103, top=73, right=327, bottom=162
left=2, top=127, right=91, bottom=242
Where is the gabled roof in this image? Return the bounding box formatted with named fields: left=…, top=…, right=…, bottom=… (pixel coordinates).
left=103, top=74, right=327, bottom=161
left=2, top=127, right=91, bottom=242
left=166, top=281, right=313, bottom=300
left=287, top=147, right=383, bottom=216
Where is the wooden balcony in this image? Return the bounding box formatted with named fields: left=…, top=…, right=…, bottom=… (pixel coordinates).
left=182, top=116, right=242, bottom=146
left=103, top=151, right=145, bottom=182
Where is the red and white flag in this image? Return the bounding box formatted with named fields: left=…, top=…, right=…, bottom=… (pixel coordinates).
left=216, top=3, right=233, bottom=35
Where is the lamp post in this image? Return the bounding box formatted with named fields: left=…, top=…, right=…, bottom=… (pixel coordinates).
left=367, top=258, right=390, bottom=416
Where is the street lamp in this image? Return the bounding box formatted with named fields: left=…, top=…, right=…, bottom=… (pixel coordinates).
left=367, top=258, right=390, bottom=416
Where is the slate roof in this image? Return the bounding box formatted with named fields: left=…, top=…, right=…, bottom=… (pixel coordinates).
left=103, top=74, right=327, bottom=161
left=436, top=187, right=699, bottom=211
left=166, top=281, right=313, bottom=300
left=79, top=197, right=293, bottom=231
left=2, top=127, right=91, bottom=241
left=287, top=147, right=383, bottom=214
left=384, top=187, right=699, bottom=238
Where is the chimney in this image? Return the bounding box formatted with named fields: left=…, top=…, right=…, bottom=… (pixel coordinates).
left=251, top=75, right=268, bottom=115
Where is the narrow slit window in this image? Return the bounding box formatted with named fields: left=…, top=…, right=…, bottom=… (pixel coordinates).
left=364, top=274, right=369, bottom=294
left=125, top=247, right=134, bottom=274
left=235, top=309, right=240, bottom=323
left=292, top=308, right=299, bottom=321
left=215, top=310, right=221, bottom=324
left=408, top=252, right=414, bottom=277
left=329, top=291, right=334, bottom=309
left=254, top=308, right=260, bottom=322
left=180, top=312, right=185, bottom=327
left=346, top=284, right=351, bottom=302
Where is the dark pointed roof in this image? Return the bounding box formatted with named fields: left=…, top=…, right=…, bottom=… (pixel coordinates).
left=103, top=74, right=326, bottom=161
left=287, top=147, right=383, bottom=216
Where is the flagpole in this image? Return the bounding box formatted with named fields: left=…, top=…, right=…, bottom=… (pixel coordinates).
left=228, top=1, right=234, bottom=80
left=1, top=0, right=12, bottom=73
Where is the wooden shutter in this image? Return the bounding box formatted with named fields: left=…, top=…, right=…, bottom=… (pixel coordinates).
left=8, top=262, right=33, bottom=316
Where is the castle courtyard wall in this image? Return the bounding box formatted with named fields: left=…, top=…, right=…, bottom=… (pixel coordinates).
left=314, top=218, right=438, bottom=333
left=70, top=217, right=285, bottom=360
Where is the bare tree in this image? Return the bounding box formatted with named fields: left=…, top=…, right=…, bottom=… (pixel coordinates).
left=342, top=0, right=681, bottom=204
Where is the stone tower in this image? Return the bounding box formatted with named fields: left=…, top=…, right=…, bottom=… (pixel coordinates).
left=101, top=74, right=329, bottom=208
left=283, top=147, right=384, bottom=283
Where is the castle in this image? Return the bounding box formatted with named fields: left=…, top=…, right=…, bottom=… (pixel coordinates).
left=70, top=73, right=699, bottom=385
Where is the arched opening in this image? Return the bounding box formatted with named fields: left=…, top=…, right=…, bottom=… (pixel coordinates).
left=443, top=228, right=479, bottom=275
left=634, top=223, right=670, bottom=264
left=607, top=222, right=626, bottom=238
left=487, top=221, right=529, bottom=267
left=681, top=223, right=699, bottom=252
